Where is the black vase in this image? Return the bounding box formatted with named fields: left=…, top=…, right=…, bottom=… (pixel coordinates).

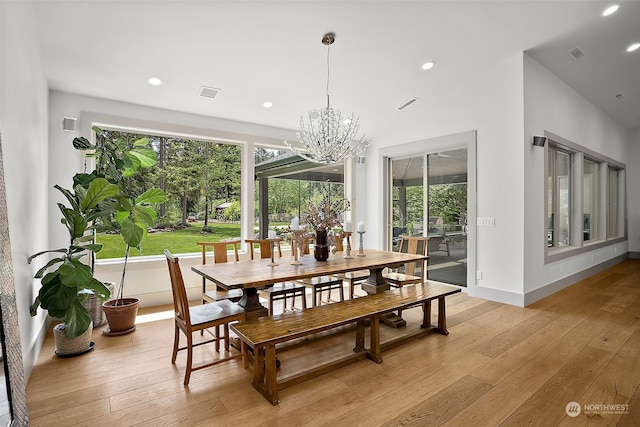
left=314, top=228, right=330, bottom=261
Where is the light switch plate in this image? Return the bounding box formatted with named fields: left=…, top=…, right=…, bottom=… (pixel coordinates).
left=477, top=217, right=495, bottom=227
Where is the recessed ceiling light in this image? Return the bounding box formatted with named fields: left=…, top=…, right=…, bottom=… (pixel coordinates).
left=602, top=4, right=619, bottom=16
left=147, top=77, right=162, bottom=86
left=263, top=101, right=273, bottom=108
left=422, top=61, right=436, bottom=70
left=627, top=42, right=640, bottom=52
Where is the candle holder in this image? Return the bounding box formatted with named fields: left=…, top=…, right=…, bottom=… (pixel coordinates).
left=357, top=230, right=366, bottom=257
left=290, top=229, right=305, bottom=265
left=343, top=231, right=354, bottom=259
left=267, top=239, right=279, bottom=267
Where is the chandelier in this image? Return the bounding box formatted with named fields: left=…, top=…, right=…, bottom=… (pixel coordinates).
left=285, top=33, right=368, bottom=165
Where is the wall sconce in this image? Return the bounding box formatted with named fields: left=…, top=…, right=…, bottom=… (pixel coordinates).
left=532, top=135, right=547, bottom=147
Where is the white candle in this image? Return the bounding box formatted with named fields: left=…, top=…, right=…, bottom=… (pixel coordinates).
left=268, top=230, right=277, bottom=239
left=291, top=216, right=300, bottom=230
left=344, top=220, right=352, bottom=232
left=357, top=221, right=365, bottom=232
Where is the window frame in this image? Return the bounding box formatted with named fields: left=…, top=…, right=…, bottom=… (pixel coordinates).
left=544, top=131, right=626, bottom=264
left=82, top=115, right=252, bottom=263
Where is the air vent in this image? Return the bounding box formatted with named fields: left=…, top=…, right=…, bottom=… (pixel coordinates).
left=614, top=93, right=625, bottom=100
left=398, top=97, right=419, bottom=110
left=199, top=86, right=220, bottom=99
left=567, top=47, right=585, bottom=60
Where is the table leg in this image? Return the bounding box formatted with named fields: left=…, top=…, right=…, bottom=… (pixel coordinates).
left=237, top=287, right=268, bottom=319
left=360, top=267, right=390, bottom=295
left=361, top=267, right=406, bottom=328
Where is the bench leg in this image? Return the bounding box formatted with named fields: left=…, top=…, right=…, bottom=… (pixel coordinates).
left=368, top=315, right=383, bottom=364
left=354, top=319, right=365, bottom=352
left=252, top=346, right=265, bottom=386
left=436, top=297, right=449, bottom=335
left=241, top=341, right=249, bottom=369
left=421, top=300, right=432, bottom=329
left=264, top=345, right=280, bottom=405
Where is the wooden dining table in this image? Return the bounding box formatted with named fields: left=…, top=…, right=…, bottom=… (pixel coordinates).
left=191, top=249, right=428, bottom=319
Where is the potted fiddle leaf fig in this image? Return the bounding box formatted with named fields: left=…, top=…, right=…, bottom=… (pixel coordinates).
left=73, top=127, right=166, bottom=335
left=28, top=176, right=118, bottom=356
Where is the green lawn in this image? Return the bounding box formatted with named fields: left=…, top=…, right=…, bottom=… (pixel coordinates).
left=95, top=222, right=241, bottom=259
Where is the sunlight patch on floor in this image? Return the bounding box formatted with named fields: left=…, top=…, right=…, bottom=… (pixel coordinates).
left=135, top=309, right=174, bottom=324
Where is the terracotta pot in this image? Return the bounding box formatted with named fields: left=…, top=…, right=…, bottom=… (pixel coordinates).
left=102, top=298, right=140, bottom=336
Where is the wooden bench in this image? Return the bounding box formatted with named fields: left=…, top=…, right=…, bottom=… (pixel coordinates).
left=230, top=282, right=461, bottom=405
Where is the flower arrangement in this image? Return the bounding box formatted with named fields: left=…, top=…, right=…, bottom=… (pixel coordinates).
left=305, top=197, right=350, bottom=231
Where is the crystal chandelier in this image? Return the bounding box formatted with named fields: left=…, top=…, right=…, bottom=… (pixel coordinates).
left=285, top=33, right=368, bottom=165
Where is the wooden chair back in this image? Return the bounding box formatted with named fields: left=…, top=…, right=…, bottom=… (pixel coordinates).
left=196, top=240, right=240, bottom=265
left=164, top=249, right=191, bottom=327
left=334, top=232, right=344, bottom=252
left=246, top=239, right=282, bottom=260
left=397, top=235, right=428, bottom=278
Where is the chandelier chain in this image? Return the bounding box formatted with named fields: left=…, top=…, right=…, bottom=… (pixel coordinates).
left=284, top=32, right=369, bottom=165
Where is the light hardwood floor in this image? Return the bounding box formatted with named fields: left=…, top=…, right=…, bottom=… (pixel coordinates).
left=26, top=260, right=640, bottom=426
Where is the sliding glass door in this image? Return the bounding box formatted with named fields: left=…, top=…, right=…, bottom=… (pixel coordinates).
left=390, top=148, right=468, bottom=286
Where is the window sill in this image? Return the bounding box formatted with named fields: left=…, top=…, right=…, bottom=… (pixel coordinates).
left=545, top=236, right=626, bottom=264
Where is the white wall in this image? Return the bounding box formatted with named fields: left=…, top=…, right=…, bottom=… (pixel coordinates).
left=366, top=53, right=527, bottom=305
left=627, top=128, right=640, bottom=254
left=522, top=53, right=629, bottom=300
left=1, top=1, right=51, bottom=378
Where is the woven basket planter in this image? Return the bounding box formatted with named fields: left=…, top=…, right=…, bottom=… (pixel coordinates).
left=82, top=281, right=116, bottom=327
left=53, top=321, right=93, bottom=357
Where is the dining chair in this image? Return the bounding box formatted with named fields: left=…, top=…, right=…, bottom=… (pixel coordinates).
left=196, top=240, right=243, bottom=304
left=164, top=249, right=246, bottom=386
left=328, top=232, right=368, bottom=300
left=295, top=236, right=346, bottom=306
left=383, top=235, right=428, bottom=287
left=247, top=238, right=307, bottom=314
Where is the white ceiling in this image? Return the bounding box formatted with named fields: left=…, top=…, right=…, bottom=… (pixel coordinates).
left=31, top=1, right=640, bottom=142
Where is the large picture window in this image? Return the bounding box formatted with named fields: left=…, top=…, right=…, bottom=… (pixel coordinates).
left=95, top=129, right=242, bottom=259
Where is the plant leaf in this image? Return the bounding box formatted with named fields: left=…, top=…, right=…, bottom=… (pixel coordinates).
left=128, top=147, right=157, bottom=169
left=85, top=278, right=111, bottom=300
left=133, top=137, right=149, bottom=147
left=133, top=205, right=156, bottom=228
left=81, top=177, right=119, bottom=211
left=120, top=217, right=144, bottom=248
left=58, top=258, right=92, bottom=287
left=38, top=272, right=77, bottom=314
left=54, top=185, right=80, bottom=210
left=34, top=257, right=64, bottom=278
left=72, top=136, right=93, bottom=150
left=59, top=204, right=88, bottom=238
left=135, top=188, right=166, bottom=205
left=63, top=299, right=92, bottom=338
